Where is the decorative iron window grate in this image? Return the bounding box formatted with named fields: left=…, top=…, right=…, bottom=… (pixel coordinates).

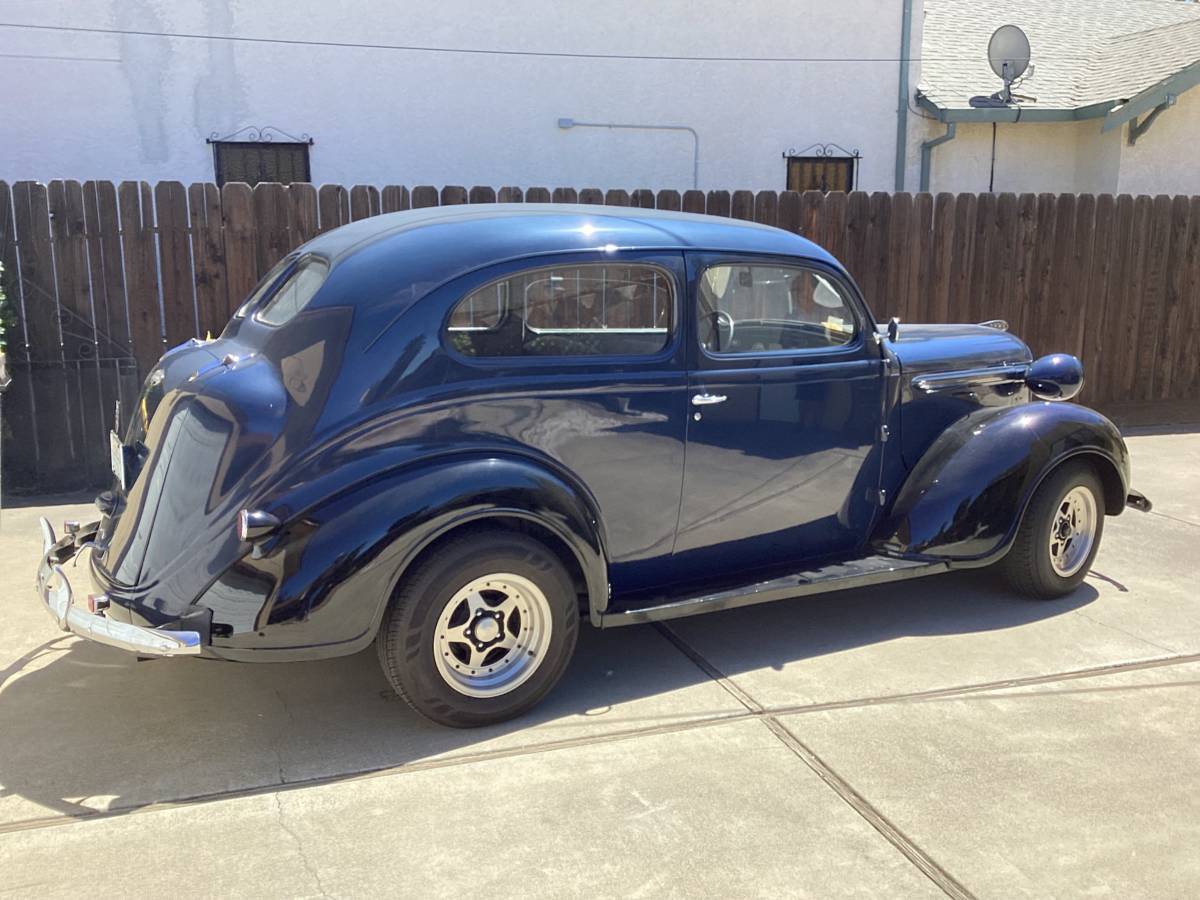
left=212, top=142, right=311, bottom=187
left=783, top=144, right=860, bottom=193
left=208, top=126, right=314, bottom=186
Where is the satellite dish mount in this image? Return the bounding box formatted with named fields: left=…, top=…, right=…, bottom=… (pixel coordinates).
left=970, top=24, right=1033, bottom=109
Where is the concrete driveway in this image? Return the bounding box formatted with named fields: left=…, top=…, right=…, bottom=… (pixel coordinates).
left=1, top=430, right=1197, bottom=898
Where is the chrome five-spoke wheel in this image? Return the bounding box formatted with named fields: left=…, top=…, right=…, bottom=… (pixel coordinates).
left=1001, top=461, right=1106, bottom=600
left=433, top=573, right=553, bottom=698
left=1048, top=485, right=1098, bottom=577
left=376, top=531, right=579, bottom=727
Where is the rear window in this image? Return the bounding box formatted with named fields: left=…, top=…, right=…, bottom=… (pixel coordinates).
left=254, top=258, right=329, bottom=326
left=446, top=263, right=674, bottom=358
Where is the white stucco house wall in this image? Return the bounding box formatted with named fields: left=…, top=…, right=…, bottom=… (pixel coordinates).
left=1, top=0, right=925, bottom=193
left=917, top=0, right=1200, bottom=196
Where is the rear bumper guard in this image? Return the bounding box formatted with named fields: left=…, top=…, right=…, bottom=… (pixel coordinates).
left=1126, top=490, right=1153, bottom=513
left=35, top=517, right=203, bottom=657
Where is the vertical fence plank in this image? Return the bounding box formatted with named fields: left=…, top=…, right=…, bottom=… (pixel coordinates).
left=1064, top=194, right=1097, bottom=360
left=13, top=181, right=79, bottom=483
left=657, top=190, right=682, bottom=212
left=221, top=183, right=258, bottom=317
left=776, top=190, right=801, bottom=234
left=1133, top=195, right=1173, bottom=400
left=1178, top=197, right=1200, bottom=396
left=0, top=180, right=40, bottom=489
left=905, top=193, right=933, bottom=322
left=990, top=193, right=1019, bottom=331
left=155, top=181, right=197, bottom=346
left=552, top=187, right=578, bottom=204
left=884, top=192, right=911, bottom=320
left=926, top=193, right=955, bottom=323
left=469, top=186, right=496, bottom=204
left=1094, top=195, right=1136, bottom=402
left=1112, top=195, right=1152, bottom=402
left=730, top=190, right=754, bottom=221
left=967, top=192, right=996, bottom=324
left=525, top=187, right=550, bottom=203
left=318, top=184, right=350, bottom=230
left=497, top=186, right=523, bottom=203
left=411, top=185, right=439, bottom=209
left=1081, top=194, right=1117, bottom=403
left=579, top=188, right=603, bottom=205
left=254, top=182, right=291, bottom=277
left=630, top=189, right=655, bottom=208
left=288, top=182, right=320, bottom=247
left=1011, top=193, right=1039, bottom=337
left=84, top=179, right=133, bottom=439
left=117, top=181, right=163, bottom=376
left=798, top=190, right=822, bottom=241
left=188, top=182, right=229, bottom=335
left=705, top=191, right=730, bottom=217
left=47, top=180, right=94, bottom=479
left=752, top=190, right=777, bottom=227
left=682, top=189, right=704, bottom=214
left=382, top=185, right=411, bottom=212
left=605, top=189, right=630, bottom=207
left=439, top=185, right=466, bottom=207
left=820, top=191, right=848, bottom=267
left=352, top=184, right=383, bottom=218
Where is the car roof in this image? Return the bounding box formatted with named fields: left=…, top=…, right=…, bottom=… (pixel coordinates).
left=303, top=203, right=839, bottom=268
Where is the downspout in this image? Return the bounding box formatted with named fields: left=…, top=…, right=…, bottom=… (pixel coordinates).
left=894, top=0, right=914, bottom=190
left=919, top=122, right=956, bottom=191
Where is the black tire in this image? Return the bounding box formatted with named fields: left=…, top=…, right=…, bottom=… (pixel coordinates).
left=376, top=530, right=580, bottom=727
left=1000, top=461, right=1106, bottom=600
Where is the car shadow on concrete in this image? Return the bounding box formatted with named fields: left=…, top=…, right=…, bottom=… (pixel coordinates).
left=0, top=571, right=1098, bottom=824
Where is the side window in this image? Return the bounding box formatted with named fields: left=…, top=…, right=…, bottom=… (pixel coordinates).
left=254, top=258, right=329, bottom=326
left=698, top=264, right=857, bottom=355
left=447, top=263, right=675, bottom=358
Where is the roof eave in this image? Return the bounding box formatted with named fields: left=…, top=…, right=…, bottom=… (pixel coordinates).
left=1102, top=60, right=1200, bottom=133
left=919, top=95, right=1117, bottom=123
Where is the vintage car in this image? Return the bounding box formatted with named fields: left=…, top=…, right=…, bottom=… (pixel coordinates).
left=36, top=204, right=1150, bottom=726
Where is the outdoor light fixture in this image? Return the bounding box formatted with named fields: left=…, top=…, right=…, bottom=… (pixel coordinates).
left=556, top=116, right=700, bottom=188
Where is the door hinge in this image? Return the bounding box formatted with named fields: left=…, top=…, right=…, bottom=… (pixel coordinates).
left=880, top=424, right=890, bottom=443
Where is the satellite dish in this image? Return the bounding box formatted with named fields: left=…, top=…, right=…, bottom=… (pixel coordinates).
left=988, top=25, right=1031, bottom=82
left=971, top=25, right=1032, bottom=108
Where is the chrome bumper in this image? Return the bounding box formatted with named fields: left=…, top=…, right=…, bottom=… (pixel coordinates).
left=35, top=517, right=202, bottom=657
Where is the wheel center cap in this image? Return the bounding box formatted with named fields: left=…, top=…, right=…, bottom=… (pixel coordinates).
left=475, top=616, right=501, bottom=643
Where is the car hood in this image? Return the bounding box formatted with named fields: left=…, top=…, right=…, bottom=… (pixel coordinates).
left=880, top=323, right=1032, bottom=379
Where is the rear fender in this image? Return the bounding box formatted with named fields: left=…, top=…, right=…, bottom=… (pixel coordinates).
left=209, top=454, right=607, bottom=659
left=875, top=402, right=1129, bottom=563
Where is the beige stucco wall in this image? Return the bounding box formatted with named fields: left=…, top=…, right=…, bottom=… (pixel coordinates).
left=1117, top=88, right=1200, bottom=197
left=921, top=118, right=1123, bottom=195
left=920, top=89, right=1200, bottom=198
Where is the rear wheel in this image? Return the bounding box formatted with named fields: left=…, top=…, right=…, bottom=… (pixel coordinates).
left=376, top=531, right=580, bottom=727
left=1000, top=461, right=1105, bottom=600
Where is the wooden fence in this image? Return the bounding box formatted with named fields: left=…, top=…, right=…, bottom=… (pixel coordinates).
left=1, top=179, right=1198, bottom=493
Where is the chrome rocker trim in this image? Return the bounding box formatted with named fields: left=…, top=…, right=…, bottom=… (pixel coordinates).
left=35, top=517, right=202, bottom=657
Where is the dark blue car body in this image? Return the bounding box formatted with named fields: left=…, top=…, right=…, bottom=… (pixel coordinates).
left=52, top=205, right=1139, bottom=661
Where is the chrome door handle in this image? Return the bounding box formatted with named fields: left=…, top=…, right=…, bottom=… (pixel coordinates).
left=691, top=393, right=727, bottom=406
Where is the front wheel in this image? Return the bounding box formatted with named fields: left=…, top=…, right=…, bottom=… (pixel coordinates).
left=376, top=531, right=580, bottom=727
left=1000, top=461, right=1106, bottom=600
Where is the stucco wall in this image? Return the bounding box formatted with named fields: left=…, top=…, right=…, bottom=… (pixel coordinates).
left=2, top=0, right=923, bottom=192
left=921, top=118, right=1124, bottom=195
left=1118, top=88, right=1200, bottom=197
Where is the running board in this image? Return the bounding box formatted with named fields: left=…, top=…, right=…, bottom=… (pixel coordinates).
left=598, top=555, right=949, bottom=627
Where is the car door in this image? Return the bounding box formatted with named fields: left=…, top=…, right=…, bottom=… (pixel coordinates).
left=674, top=253, right=886, bottom=581
left=438, top=251, right=689, bottom=598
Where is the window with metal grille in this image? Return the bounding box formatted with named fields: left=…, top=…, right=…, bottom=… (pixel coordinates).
left=212, top=142, right=311, bottom=187
left=786, top=156, right=856, bottom=193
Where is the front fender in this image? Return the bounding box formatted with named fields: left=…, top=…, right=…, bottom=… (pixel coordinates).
left=875, top=402, right=1129, bottom=563
left=210, top=453, right=607, bottom=658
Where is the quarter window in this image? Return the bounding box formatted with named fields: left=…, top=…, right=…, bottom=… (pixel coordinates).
left=447, top=264, right=674, bottom=358
left=254, top=258, right=329, bottom=326
left=699, top=264, right=857, bottom=355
